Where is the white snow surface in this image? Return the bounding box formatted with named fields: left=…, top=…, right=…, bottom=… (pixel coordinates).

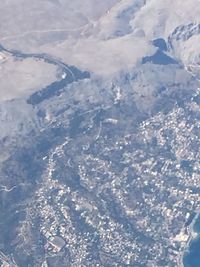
left=0, top=55, right=59, bottom=101
left=0, top=0, right=199, bottom=76
left=0, top=0, right=199, bottom=102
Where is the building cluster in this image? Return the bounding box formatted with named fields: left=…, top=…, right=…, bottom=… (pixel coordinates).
left=27, top=88, right=200, bottom=266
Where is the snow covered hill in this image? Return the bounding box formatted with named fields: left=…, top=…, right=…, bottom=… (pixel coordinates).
left=0, top=0, right=199, bottom=76
left=0, top=1, right=200, bottom=267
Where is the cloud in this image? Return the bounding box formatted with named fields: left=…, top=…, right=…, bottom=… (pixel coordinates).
left=0, top=54, right=59, bottom=101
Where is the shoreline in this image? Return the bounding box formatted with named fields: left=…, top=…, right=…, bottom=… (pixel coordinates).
left=178, top=210, right=200, bottom=267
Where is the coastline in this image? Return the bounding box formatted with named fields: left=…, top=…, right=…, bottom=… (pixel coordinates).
left=178, top=210, right=200, bottom=267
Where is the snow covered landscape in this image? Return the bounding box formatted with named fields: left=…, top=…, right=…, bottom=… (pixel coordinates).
left=0, top=1, right=199, bottom=266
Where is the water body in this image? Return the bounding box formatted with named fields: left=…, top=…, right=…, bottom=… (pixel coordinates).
left=183, top=214, right=200, bottom=267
